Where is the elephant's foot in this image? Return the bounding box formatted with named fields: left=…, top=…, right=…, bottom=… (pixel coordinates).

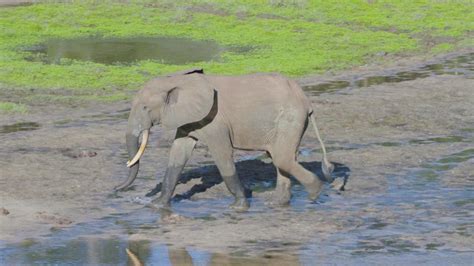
left=229, top=198, right=249, bottom=212
left=270, top=180, right=292, bottom=207
left=304, top=179, right=323, bottom=201
left=269, top=192, right=291, bottom=207
left=150, top=196, right=171, bottom=210
left=267, top=199, right=290, bottom=208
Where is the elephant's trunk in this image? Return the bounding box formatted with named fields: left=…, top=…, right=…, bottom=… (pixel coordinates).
left=115, top=102, right=152, bottom=192
left=114, top=133, right=140, bottom=191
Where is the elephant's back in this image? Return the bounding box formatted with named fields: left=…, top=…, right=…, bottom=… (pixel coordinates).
left=206, top=73, right=311, bottom=111
left=205, top=74, right=310, bottom=150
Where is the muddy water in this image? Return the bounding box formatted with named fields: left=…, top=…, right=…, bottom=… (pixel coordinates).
left=1, top=53, right=473, bottom=265
left=303, top=53, right=473, bottom=95
left=1, top=144, right=473, bottom=265
left=1, top=237, right=301, bottom=265
left=303, top=134, right=470, bottom=154
left=25, top=37, right=250, bottom=65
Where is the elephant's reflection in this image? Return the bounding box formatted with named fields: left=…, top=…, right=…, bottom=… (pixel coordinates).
left=127, top=240, right=299, bottom=266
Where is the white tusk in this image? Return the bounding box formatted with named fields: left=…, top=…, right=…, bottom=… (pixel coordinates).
left=126, top=130, right=149, bottom=168
left=126, top=248, right=143, bottom=266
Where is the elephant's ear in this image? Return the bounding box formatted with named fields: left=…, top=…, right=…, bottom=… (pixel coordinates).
left=160, top=75, right=214, bottom=130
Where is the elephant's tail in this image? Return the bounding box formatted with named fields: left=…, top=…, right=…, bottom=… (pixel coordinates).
left=309, top=112, right=334, bottom=182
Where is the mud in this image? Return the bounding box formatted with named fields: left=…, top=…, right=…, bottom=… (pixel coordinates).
left=0, top=122, right=40, bottom=134
left=1, top=52, right=473, bottom=264
left=0, top=0, right=33, bottom=8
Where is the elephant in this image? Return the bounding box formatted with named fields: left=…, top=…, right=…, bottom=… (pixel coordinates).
left=115, top=69, right=334, bottom=210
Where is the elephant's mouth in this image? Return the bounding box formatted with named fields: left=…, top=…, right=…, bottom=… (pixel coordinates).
left=126, top=129, right=149, bottom=168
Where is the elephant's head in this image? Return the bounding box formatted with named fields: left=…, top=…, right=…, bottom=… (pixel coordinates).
left=114, top=69, right=214, bottom=191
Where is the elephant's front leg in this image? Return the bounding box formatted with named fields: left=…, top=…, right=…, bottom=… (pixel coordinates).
left=152, top=136, right=196, bottom=208
left=207, top=140, right=249, bottom=211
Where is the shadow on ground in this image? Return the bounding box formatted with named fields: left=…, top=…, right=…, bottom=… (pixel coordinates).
left=145, top=159, right=350, bottom=200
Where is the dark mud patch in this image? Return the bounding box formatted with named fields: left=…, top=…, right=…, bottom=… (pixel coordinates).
left=35, top=211, right=73, bottom=226
left=1, top=207, right=10, bottom=216
left=60, top=149, right=97, bottom=159
left=352, top=237, right=419, bottom=255
left=8, top=146, right=98, bottom=159
left=409, top=135, right=466, bottom=145
left=0, top=122, right=40, bottom=134
left=24, top=37, right=253, bottom=65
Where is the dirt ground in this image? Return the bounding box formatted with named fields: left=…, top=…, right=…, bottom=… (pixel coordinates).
left=0, top=0, right=34, bottom=7
left=1, top=52, right=473, bottom=263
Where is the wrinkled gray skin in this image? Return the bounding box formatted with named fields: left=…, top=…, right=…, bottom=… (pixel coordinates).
left=115, top=69, right=334, bottom=210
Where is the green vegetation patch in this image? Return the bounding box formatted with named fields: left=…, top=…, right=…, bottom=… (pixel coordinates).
left=0, top=102, right=28, bottom=113
left=0, top=0, right=472, bottom=102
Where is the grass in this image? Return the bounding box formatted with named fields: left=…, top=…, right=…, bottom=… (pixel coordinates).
left=0, top=102, right=28, bottom=113
left=0, top=0, right=472, bottom=103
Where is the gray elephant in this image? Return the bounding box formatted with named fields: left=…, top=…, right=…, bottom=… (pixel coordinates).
left=115, top=69, right=334, bottom=210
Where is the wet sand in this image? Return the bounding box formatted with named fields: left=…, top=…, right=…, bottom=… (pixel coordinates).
left=1, top=52, right=473, bottom=264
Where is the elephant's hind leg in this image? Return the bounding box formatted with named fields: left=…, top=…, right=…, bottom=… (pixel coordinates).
left=287, top=162, right=323, bottom=201
left=271, top=168, right=292, bottom=206
left=271, top=154, right=323, bottom=201
left=269, top=125, right=323, bottom=201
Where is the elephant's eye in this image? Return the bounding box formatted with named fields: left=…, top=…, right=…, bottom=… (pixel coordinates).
left=143, top=105, right=148, bottom=110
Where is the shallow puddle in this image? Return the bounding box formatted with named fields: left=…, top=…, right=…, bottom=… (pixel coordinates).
left=25, top=37, right=247, bottom=65
left=0, top=122, right=40, bottom=134
left=303, top=53, right=473, bottom=95
left=1, top=236, right=303, bottom=265
left=303, top=80, right=350, bottom=95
